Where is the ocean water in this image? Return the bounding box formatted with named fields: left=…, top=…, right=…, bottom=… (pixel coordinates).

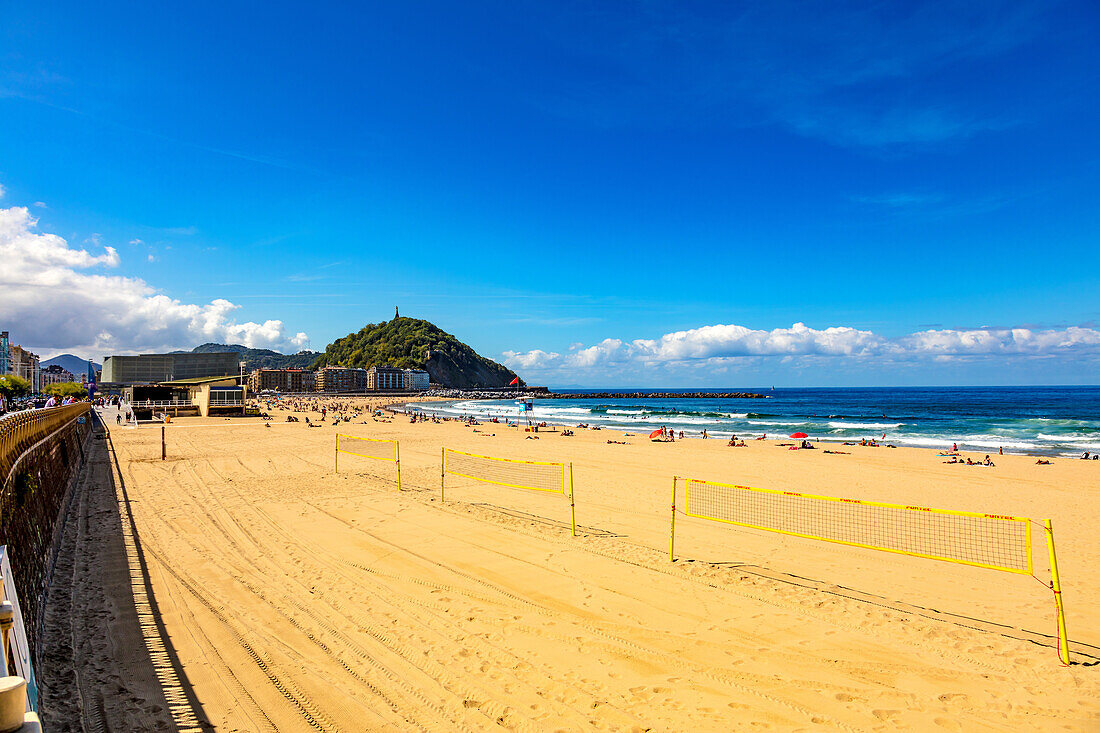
left=412, top=386, right=1100, bottom=457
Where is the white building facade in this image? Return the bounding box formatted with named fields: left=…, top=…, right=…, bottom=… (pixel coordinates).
left=403, top=369, right=430, bottom=390
left=41, top=364, right=77, bottom=386
left=7, top=343, right=41, bottom=392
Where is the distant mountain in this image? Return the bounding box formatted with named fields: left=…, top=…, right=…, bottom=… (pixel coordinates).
left=313, top=317, right=520, bottom=389
left=41, top=354, right=101, bottom=377
left=178, top=343, right=321, bottom=370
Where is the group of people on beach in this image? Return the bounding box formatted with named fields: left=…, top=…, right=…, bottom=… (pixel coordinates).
left=253, top=397, right=1093, bottom=469
left=652, top=426, right=683, bottom=442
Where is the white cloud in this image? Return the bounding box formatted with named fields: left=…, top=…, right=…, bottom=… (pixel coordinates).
left=147, top=253, right=156, bottom=262
left=565, top=338, right=623, bottom=367
left=900, top=327, right=1100, bottom=355
left=501, top=349, right=560, bottom=369
left=503, top=322, right=1100, bottom=380
left=631, top=323, right=884, bottom=360
left=33, top=201, right=46, bottom=209
left=0, top=203, right=309, bottom=356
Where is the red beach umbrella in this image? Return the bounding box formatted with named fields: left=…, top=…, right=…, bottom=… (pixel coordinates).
left=650, top=428, right=664, bottom=439
left=789, top=432, right=809, bottom=439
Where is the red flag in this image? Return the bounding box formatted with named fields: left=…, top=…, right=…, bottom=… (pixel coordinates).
left=509, top=376, right=520, bottom=386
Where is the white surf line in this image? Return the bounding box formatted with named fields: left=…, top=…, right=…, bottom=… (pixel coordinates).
left=108, top=433, right=205, bottom=732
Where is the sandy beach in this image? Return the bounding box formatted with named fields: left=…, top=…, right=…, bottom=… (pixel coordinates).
left=89, top=399, right=1099, bottom=731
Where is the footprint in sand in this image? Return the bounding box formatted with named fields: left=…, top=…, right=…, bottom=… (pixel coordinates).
left=933, top=717, right=962, bottom=730
left=937, top=693, right=968, bottom=704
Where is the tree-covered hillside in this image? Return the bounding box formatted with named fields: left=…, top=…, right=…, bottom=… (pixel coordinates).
left=312, top=317, right=519, bottom=388
left=184, top=343, right=320, bottom=370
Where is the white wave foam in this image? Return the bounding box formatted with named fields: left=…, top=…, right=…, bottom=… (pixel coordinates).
left=827, top=421, right=903, bottom=430
left=1036, top=433, right=1100, bottom=443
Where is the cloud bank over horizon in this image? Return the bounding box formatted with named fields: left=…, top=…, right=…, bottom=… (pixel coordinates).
left=0, top=202, right=309, bottom=358
left=503, top=322, right=1100, bottom=385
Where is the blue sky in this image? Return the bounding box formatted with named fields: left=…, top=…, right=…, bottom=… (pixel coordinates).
left=1, top=1, right=1099, bottom=386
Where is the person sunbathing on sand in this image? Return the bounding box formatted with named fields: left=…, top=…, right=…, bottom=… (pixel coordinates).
left=1036, top=459, right=1052, bottom=465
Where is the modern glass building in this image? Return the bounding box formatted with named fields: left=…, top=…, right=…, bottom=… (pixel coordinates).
left=101, top=352, right=241, bottom=384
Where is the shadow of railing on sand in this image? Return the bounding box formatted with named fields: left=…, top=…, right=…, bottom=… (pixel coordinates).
left=38, top=414, right=209, bottom=729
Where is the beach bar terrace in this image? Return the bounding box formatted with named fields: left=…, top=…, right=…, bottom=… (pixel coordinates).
left=125, top=376, right=247, bottom=419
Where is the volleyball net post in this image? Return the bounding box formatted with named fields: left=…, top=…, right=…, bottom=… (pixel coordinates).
left=395, top=441, right=402, bottom=492
left=334, top=434, right=402, bottom=490
left=1044, top=519, right=1070, bottom=665
left=568, top=462, right=576, bottom=537
left=670, top=475, right=1071, bottom=663
left=670, top=475, right=677, bottom=562
left=441, top=447, right=576, bottom=536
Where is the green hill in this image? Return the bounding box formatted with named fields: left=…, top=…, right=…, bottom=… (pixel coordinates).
left=182, top=343, right=320, bottom=370
left=312, top=317, right=519, bottom=388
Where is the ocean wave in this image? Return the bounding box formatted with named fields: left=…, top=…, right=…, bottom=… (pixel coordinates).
left=889, top=436, right=956, bottom=448
left=826, top=421, right=903, bottom=430
left=1036, top=433, right=1100, bottom=443
left=530, top=407, right=593, bottom=415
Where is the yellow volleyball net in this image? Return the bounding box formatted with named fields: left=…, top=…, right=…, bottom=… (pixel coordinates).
left=669, top=476, right=1070, bottom=663
left=335, top=434, right=401, bottom=490
left=441, top=448, right=576, bottom=535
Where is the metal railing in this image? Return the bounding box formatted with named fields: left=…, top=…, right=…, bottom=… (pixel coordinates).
left=0, top=404, right=90, bottom=488
left=1, top=546, right=36, bottom=712
left=0, top=402, right=92, bottom=695
left=129, top=400, right=194, bottom=408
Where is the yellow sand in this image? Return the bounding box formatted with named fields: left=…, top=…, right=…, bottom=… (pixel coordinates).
left=103, top=399, right=1100, bottom=731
